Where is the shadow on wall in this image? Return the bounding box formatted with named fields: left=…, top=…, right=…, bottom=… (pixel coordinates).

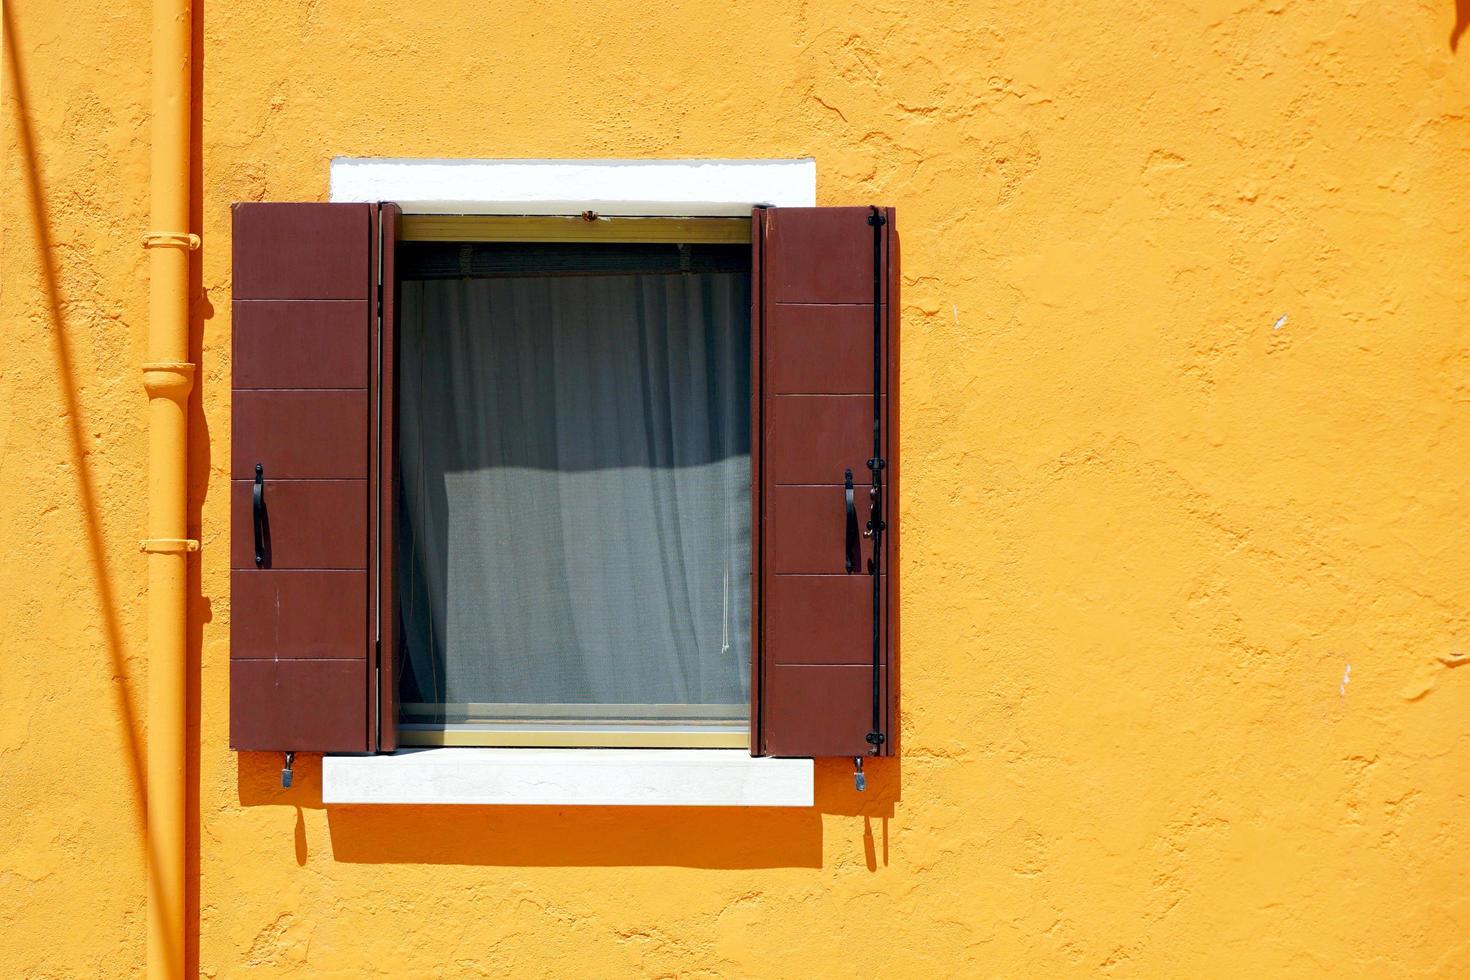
left=4, top=1, right=148, bottom=834
left=237, top=753, right=899, bottom=870
left=1456, top=0, right=1470, bottom=50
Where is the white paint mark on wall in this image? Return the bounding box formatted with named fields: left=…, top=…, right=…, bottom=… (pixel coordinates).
left=1273, top=314, right=1288, bottom=331
left=953, top=304, right=960, bottom=325
left=1339, top=663, right=1352, bottom=697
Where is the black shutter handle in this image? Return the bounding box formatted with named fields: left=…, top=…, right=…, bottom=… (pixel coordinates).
left=844, top=468, right=860, bottom=574
left=253, top=462, right=266, bottom=567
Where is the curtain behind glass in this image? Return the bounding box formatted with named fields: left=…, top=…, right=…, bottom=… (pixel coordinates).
left=397, top=271, right=751, bottom=718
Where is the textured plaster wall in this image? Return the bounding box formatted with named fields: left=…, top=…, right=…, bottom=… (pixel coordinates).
left=4, top=0, right=1470, bottom=975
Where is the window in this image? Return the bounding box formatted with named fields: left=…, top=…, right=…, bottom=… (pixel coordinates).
left=228, top=190, right=898, bottom=767
left=391, top=218, right=754, bottom=747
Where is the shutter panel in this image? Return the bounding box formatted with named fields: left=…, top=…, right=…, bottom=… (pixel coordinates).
left=230, top=202, right=376, bottom=753
left=756, top=206, right=899, bottom=758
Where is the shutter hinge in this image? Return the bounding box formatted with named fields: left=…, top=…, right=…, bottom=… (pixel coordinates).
left=863, top=204, right=887, bottom=760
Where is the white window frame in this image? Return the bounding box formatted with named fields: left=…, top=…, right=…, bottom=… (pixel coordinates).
left=322, top=157, right=816, bottom=806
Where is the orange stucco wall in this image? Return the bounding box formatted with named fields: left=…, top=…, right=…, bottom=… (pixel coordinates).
left=4, top=0, right=1470, bottom=975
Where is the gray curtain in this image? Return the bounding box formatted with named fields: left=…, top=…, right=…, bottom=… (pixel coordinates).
left=397, top=271, right=751, bottom=720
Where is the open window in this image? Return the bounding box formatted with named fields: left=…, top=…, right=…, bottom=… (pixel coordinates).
left=229, top=201, right=898, bottom=761
left=393, top=216, right=753, bottom=747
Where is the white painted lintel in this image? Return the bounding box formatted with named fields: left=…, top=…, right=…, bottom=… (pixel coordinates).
left=329, top=157, right=817, bottom=215
left=322, top=749, right=814, bottom=807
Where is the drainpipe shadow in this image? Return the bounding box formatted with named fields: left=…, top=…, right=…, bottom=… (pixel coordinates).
left=183, top=0, right=211, bottom=975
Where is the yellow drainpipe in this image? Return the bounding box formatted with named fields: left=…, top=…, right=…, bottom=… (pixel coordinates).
left=141, top=0, right=194, bottom=973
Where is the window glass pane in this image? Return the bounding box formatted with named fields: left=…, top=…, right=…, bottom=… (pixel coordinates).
left=397, top=248, right=751, bottom=730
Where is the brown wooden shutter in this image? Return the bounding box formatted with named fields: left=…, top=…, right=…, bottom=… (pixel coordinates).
left=755, top=206, right=899, bottom=758
left=230, top=202, right=377, bottom=753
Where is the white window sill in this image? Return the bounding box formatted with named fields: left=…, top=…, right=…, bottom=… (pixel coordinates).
left=321, top=748, right=813, bottom=807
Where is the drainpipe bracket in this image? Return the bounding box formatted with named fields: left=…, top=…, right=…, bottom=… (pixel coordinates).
left=142, top=231, right=200, bottom=250
left=140, top=538, right=200, bottom=554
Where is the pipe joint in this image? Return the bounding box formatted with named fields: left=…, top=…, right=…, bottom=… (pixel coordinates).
left=141, top=361, right=195, bottom=400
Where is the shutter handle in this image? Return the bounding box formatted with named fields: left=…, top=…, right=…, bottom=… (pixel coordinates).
left=253, top=463, right=266, bottom=567
left=844, top=469, right=860, bottom=574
